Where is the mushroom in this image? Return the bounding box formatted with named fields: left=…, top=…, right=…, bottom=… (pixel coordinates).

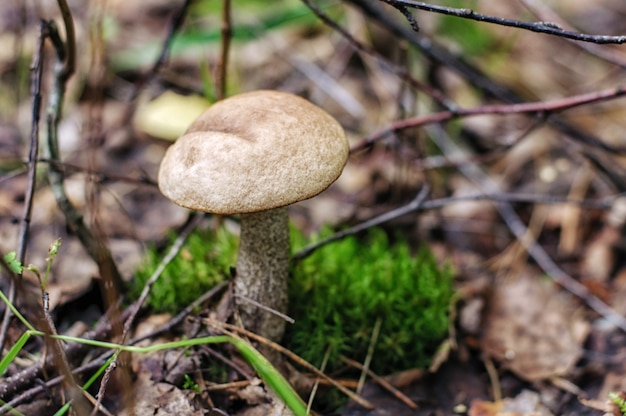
left=158, top=90, right=349, bottom=342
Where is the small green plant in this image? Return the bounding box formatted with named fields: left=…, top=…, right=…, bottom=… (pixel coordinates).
left=131, top=226, right=238, bottom=312
left=182, top=374, right=201, bottom=393
left=0, top=285, right=308, bottom=415
left=287, top=227, right=454, bottom=376
left=609, top=392, right=626, bottom=416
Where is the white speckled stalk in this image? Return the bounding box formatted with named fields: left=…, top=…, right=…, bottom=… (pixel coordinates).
left=234, top=207, right=289, bottom=342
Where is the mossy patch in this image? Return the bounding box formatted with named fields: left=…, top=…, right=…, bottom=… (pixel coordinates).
left=132, top=225, right=454, bottom=376
left=130, top=226, right=238, bottom=313
left=288, top=227, right=454, bottom=375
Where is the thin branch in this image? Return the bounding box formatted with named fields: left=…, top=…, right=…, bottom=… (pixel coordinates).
left=351, top=85, right=626, bottom=152
left=293, top=185, right=430, bottom=261
left=346, top=0, right=626, bottom=162
left=56, top=0, right=75, bottom=80
left=293, top=187, right=613, bottom=263
left=45, top=16, right=125, bottom=298
left=418, top=192, right=612, bottom=211
left=0, top=300, right=129, bottom=403
left=388, top=0, right=626, bottom=44
left=517, top=0, right=626, bottom=69
left=0, top=19, right=49, bottom=353
left=37, top=159, right=158, bottom=186
left=356, top=317, right=382, bottom=395
left=381, top=0, right=419, bottom=32
left=341, top=356, right=418, bottom=410
left=300, top=0, right=455, bottom=110
left=16, top=21, right=46, bottom=266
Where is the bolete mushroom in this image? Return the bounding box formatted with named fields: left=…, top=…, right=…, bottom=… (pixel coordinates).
left=158, top=90, right=349, bottom=342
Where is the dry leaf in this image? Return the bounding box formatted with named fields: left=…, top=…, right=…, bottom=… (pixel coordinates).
left=481, top=274, right=589, bottom=381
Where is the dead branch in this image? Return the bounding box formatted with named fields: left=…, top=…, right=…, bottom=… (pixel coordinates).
left=387, top=0, right=626, bottom=44
left=351, top=85, right=626, bottom=152
left=293, top=185, right=430, bottom=261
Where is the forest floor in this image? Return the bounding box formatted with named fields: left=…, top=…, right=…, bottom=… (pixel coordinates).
left=1, top=0, right=626, bottom=415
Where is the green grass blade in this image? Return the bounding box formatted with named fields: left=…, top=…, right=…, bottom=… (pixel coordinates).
left=81, top=354, right=117, bottom=391
left=52, top=402, right=71, bottom=416
left=0, top=331, right=31, bottom=377
left=230, top=337, right=308, bottom=416
left=0, top=290, right=37, bottom=332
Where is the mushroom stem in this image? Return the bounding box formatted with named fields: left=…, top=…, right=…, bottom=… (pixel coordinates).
left=235, top=207, right=289, bottom=342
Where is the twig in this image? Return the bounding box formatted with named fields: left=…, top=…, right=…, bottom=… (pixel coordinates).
left=37, top=158, right=158, bottom=186
left=388, top=0, right=626, bottom=44
left=2, top=16, right=87, bottom=410
left=293, top=185, right=430, bottom=261
left=341, top=356, right=418, bottom=410
left=90, top=360, right=115, bottom=416
left=483, top=357, right=502, bottom=402
left=306, top=346, right=331, bottom=413
left=144, top=282, right=229, bottom=342
left=85, top=8, right=134, bottom=412
left=45, top=9, right=125, bottom=301
left=301, top=0, right=454, bottom=110
left=346, top=0, right=626, bottom=162
left=0, top=168, right=27, bottom=185
left=288, top=56, right=366, bottom=118
left=17, top=22, right=45, bottom=267
left=45, top=12, right=128, bottom=410
left=55, top=0, right=75, bottom=82
left=418, top=191, right=612, bottom=211
left=206, top=319, right=376, bottom=410
left=381, top=0, right=420, bottom=32
left=517, top=0, right=626, bottom=69
left=0, top=301, right=129, bottom=403
left=0, top=19, right=48, bottom=353
left=1, top=366, right=97, bottom=414
left=351, top=85, right=626, bottom=152
left=234, top=294, right=295, bottom=324
left=356, top=317, right=381, bottom=394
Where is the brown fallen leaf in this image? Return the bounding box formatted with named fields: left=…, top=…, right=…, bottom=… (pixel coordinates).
left=481, top=273, right=590, bottom=382
left=121, top=371, right=203, bottom=416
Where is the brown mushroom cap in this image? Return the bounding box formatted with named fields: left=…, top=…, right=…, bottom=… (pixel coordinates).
left=158, top=90, right=349, bottom=214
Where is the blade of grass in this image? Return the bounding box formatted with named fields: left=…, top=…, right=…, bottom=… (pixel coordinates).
left=0, top=286, right=307, bottom=415
left=230, top=337, right=308, bottom=416
left=0, top=332, right=31, bottom=377
left=52, top=402, right=71, bottom=416
left=0, top=290, right=36, bottom=332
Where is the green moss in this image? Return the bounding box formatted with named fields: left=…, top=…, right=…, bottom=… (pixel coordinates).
left=131, top=226, right=238, bottom=312
left=132, top=224, right=454, bottom=377
left=287, top=228, right=454, bottom=375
